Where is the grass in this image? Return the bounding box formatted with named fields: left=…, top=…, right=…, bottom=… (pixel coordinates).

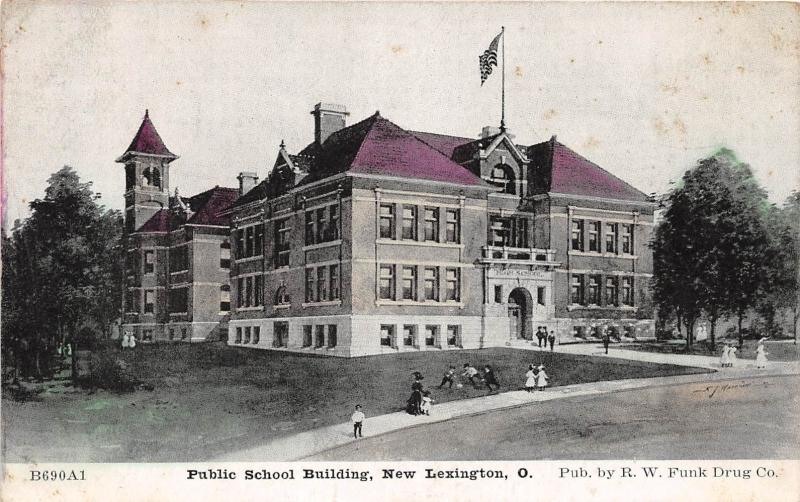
left=620, top=339, right=800, bottom=362
left=2, top=343, right=709, bottom=462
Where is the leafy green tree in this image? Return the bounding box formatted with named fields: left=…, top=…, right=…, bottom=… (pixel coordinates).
left=1, top=166, right=123, bottom=379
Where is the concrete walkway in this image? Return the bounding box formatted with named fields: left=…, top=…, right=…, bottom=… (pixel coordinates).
left=529, top=342, right=722, bottom=369
left=214, top=352, right=799, bottom=461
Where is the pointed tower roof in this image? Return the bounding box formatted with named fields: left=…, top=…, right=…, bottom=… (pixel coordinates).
left=116, top=110, right=178, bottom=162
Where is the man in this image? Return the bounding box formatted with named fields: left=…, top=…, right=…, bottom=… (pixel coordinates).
left=462, top=363, right=479, bottom=388
left=602, top=330, right=610, bottom=355
left=537, top=327, right=545, bottom=348
left=351, top=404, right=365, bottom=439
left=438, top=365, right=456, bottom=389
left=548, top=330, right=556, bottom=351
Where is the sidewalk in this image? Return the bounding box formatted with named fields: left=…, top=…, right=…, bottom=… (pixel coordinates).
left=214, top=353, right=798, bottom=461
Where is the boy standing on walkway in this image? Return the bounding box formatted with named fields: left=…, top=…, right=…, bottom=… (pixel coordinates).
left=351, top=404, right=365, bottom=439
left=548, top=330, right=556, bottom=351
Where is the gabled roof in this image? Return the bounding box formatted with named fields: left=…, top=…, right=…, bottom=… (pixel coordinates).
left=117, top=110, right=177, bottom=162
left=410, top=131, right=474, bottom=158
left=528, top=138, right=650, bottom=202
left=137, top=209, right=175, bottom=232
left=301, top=113, right=490, bottom=187
left=135, top=186, right=238, bottom=232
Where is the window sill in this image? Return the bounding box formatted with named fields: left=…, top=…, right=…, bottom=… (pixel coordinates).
left=301, top=300, right=342, bottom=308
left=273, top=303, right=291, bottom=310
left=169, top=312, right=187, bottom=316
left=234, top=255, right=264, bottom=264
left=236, top=306, right=264, bottom=312
left=302, top=239, right=342, bottom=251
left=568, top=250, right=638, bottom=259
left=567, top=304, right=637, bottom=312
left=218, top=311, right=230, bottom=315
left=376, top=238, right=463, bottom=249
left=170, top=271, right=188, bottom=275
left=375, top=300, right=464, bottom=307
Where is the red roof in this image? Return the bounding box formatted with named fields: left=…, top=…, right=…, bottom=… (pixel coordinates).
left=410, top=131, right=473, bottom=158
left=529, top=139, right=649, bottom=202
left=304, top=113, right=488, bottom=187
left=135, top=186, right=239, bottom=232
left=137, top=209, right=175, bottom=232
left=120, top=110, right=177, bottom=160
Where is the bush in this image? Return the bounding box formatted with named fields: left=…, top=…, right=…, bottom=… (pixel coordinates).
left=82, top=351, right=142, bottom=392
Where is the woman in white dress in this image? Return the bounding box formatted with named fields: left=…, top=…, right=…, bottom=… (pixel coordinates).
left=755, top=338, right=769, bottom=369
left=720, top=345, right=730, bottom=368
left=728, top=346, right=738, bottom=367
left=121, top=332, right=130, bottom=349
left=524, top=365, right=537, bottom=393
left=536, top=365, right=549, bottom=391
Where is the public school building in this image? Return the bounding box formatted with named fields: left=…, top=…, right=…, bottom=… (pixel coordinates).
left=120, top=103, right=656, bottom=356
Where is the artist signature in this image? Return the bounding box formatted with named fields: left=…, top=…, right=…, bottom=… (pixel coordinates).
left=692, top=380, right=771, bottom=399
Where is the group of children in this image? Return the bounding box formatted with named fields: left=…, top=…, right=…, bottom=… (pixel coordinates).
left=524, top=364, right=549, bottom=392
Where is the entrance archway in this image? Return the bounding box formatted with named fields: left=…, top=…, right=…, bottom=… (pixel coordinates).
left=508, top=287, right=533, bottom=340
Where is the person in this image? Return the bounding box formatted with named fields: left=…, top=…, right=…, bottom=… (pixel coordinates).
left=128, top=333, right=137, bottom=349
left=121, top=332, right=130, bottom=349
left=351, top=404, right=365, bottom=439
left=536, top=365, right=549, bottom=391
left=720, top=345, right=730, bottom=368
left=728, top=345, right=738, bottom=367
left=406, top=372, right=424, bottom=415
left=420, top=390, right=434, bottom=415
left=438, top=365, right=456, bottom=389
left=548, top=330, right=556, bottom=351
left=524, top=364, right=538, bottom=392
left=462, top=363, right=479, bottom=388
left=483, top=365, right=500, bottom=392
left=755, top=338, right=769, bottom=369
left=602, top=331, right=610, bottom=354
left=537, top=328, right=545, bottom=348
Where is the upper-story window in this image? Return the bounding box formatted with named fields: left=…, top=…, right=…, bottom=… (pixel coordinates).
left=571, top=274, right=584, bottom=304
left=401, top=206, right=417, bottom=240
left=491, top=164, right=516, bottom=194
left=445, top=267, right=460, bottom=302
left=587, top=221, right=601, bottom=252
left=605, top=223, right=618, bottom=254
left=274, top=218, right=291, bottom=268
left=379, top=265, right=395, bottom=300
left=220, top=241, right=231, bottom=269
left=445, top=209, right=460, bottom=243
left=489, top=216, right=528, bottom=248
left=144, top=250, right=155, bottom=274
left=220, top=284, right=231, bottom=312
left=588, top=275, right=601, bottom=305
left=305, top=204, right=340, bottom=245
left=275, top=285, right=290, bottom=305
left=605, top=277, right=618, bottom=306
left=235, top=225, right=263, bottom=260
left=424, top=207, right=439, bottom=242
left=379, top=204, right=395, bottom=239
left=621, top=276, right=634, bottom=305
left=621, top=224, right=634, bottom=254
left=571, top=220, right=584, bottom=251
left=170, top=246, right=188, bottom=272
left=142, top=167, right=161, bottom=189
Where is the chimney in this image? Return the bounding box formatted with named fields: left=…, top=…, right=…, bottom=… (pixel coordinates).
left=237, top=172, right=259, bottom=196
left=311, top=102, right=349, bottom=145
left=480, top=126, right=501, bottom=139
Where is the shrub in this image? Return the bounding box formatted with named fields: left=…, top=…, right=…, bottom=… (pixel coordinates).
left=83, top=351, right=141, bottom=392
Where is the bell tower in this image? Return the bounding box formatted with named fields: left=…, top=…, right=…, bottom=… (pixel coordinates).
left=116, top=110, right=179, bottom=233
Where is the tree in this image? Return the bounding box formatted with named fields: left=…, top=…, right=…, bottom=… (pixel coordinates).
left=653, top=150, right=772, bottom=351
left=1, top=166, right=124, bottom=380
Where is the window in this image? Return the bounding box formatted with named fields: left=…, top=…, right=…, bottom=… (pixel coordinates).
left=588, top=275, right=601, bottom=305
left=235, top=327, right=242, bottom=344
left=515, top=218, right=529, bottom=248
left=315, top=325, right=325, bottom=348
left=140, top=329, right=152, bottom=341
left=316, top=208, right=327, bottom=243
left=305, top=211, right=315, bottom=244
left=318, top=267, right=329, bottom=301
left=588, top=221, right=600, bottom=252
left=170, top=246, right=188, bottom=271
left=490, top=216, right=510, bottom=246
left=401, top=206, right=417, bottom=240
left=424, top=267, right=439, bottom=301
left=537, top=287, right=546, bottom=306
left=245, top=226, right=254, bottom=257
left=273, top=322, right=288, bottom=348
left=329, top=265, right=340, bottom=300
left=329, top=205, right=340, bottom=241
left=380, top=325, right=395, bottom=347
left=621, top=224, right=634, bottom=254
left=220, top=241, right=231, bottom=269
left=275, top=286, right=290, bottom=305
left=445, top=209, right=460, bottom=243
left=622, top=276, right=634, bottom=306
left=274, top=218, right=290, bottom=267
left=446, top=325, right=460, bottom=347
left=170, top=288, right=188, bottom=313
left=303, top=326, right=313, bottom=347
left=243, top=326, right=251, bottom=344
left=605, top=223, right=617, bottom=254
left=494, top=285, right=503, bottom=304
left=605, top=277, right=618, bottom=306
left=235, top=230, right=244, bottom=259
left=571, top=275, right=585, bottom=305
left=305, top=268, right=315, bottom=303
left=402, top=266, right=417, bottom=300
left=571, top=220, right=583, bottom=251
left=445, top=268, right=460, bottom=302
left=254, top=225, right=263, bottom=256
left=144, top=250, right=155, bottom=274
left=220, top=285, right=231, bottom=312
left=491, top=164, right=515, bottom=194
left=424, top=207, right=439, bottom=241
left=126, top=251, right=137, bottom=277
left=327, top=325, right=337, bottom=348
left=126, top=290, right=136, bottom=312
left=245, top=276, right=253, bottom=307
left=144, top=290, right=155, bottom=314
left=425, top=325, right=438, bottom=347
left=403, top=325, right=416, bottom=347
left=252, top=326, right=260, bottom=344
left=169, top=328, right=175, bottom=341
left=236, top=278, right=244, bottom=307
left=379, top=204, right=395, bottom=239
left=254, top=275, right=264, bottom=306
left=379, top=265, right=395, bottom=300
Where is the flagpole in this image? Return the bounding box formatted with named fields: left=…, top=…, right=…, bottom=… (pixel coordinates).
left=500, top=26, right=506, bottom=132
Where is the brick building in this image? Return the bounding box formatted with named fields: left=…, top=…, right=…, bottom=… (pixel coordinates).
left=221, top=103, right=656, bottom=356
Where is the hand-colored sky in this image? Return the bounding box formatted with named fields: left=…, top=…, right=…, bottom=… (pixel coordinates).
left=3, top=2, right=798, bottom=227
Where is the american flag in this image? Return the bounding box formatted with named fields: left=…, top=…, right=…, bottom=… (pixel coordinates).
left=479, top=31, right=503, bottom=85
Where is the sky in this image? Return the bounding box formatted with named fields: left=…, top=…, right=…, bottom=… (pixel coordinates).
left=2, top=1, right=799, bottom=227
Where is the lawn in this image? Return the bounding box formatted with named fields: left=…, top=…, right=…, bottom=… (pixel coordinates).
left=2, top=343, right=709, bottom=463
left=620, top=339, right=800, bottom=362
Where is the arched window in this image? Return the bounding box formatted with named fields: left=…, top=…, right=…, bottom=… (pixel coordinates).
left=142, top=167, right=161, bottom=188
left=274, top=286, right=290, bottom=305
left=151, top=167, right=161, bottom=188
left=491, top=164, right=516, bottom=194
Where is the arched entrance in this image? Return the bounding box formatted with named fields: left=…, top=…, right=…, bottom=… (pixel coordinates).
left=508, top=287, right=533, bottom=340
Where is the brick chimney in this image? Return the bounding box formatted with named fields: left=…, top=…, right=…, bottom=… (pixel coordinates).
left=237, top=172, right=259, bottom=196
left=311, top=103, right=349, bottom=145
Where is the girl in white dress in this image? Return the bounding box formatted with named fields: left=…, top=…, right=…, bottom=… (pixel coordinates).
left=128, top=334, right=137, bottom=349
left=536, top=365, right=549, bottom=391
left=755, top=339, right=769, bottom=369
left=524, top=365, right=537, bottom=392
left=121, top=332, right=130, bottom=349
left=728, top=346, right=738, bottom=367
left=720, top=345, right=730, bottom=368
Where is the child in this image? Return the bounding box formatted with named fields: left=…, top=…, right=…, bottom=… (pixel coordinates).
left=420, top=390, right=434, bottom=415
left=483, top=365, right=500, bottom=392
left=524, top=364, right=538, bottom=392
left=351, top=404, right=365, bottom=439
left=536, top=365, right=549, bottom=391
left=438, top=365, right=456, bottom=388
